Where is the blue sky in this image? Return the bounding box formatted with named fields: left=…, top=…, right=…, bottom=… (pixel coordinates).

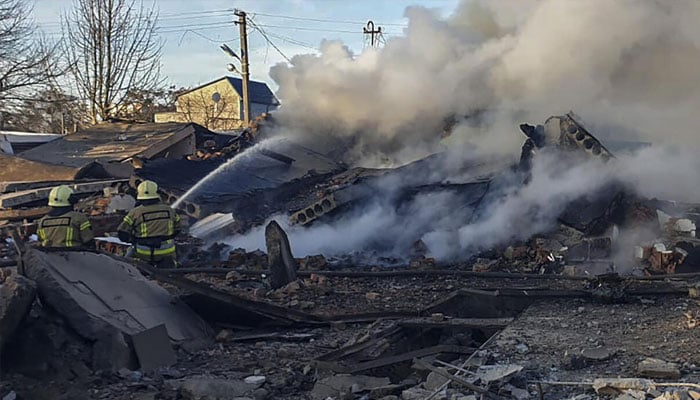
left=33, top=0, right=460, bottom=90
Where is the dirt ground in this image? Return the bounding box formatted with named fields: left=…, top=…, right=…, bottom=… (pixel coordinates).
left=4, top=273, right=700, bottom=400
left=487, top=295, right=700, bottom=399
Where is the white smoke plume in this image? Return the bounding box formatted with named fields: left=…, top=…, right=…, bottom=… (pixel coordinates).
left=270, top=0, right=700, bottom=166
left=222, top=0, right=700, bottom=261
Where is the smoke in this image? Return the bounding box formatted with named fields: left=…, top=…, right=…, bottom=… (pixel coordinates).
left=269, top=0, right=700, bottom=166
left=221, top=0, right=700, bottom=262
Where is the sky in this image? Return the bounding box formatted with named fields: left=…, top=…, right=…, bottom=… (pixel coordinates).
left=32, top=0, right=460, bottom=90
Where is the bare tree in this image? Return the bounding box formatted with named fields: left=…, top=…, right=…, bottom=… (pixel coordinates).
left=0, top=0, right=62, bottom=102
left=62, top=0, right=163, bottom=123
left=178, top=91, right=242, bottom=130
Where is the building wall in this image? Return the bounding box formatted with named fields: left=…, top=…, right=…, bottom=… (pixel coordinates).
left=170, top=79, right=243, bottom=130
left=155, top=78, right=276, bottom=131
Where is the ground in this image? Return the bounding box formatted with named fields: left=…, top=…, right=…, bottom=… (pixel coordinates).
left=5, top=272, right=700, bottom=400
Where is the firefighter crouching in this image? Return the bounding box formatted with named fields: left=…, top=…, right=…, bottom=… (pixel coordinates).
left=117, top=180, right=186, bottom=268
left=37, top=185, right=95, bottom=248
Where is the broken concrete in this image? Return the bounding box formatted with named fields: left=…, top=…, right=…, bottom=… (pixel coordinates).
left=0, top=270, right=36, bottom=350
left=310, top=374, right=391, bottom=400
left=265, top=220, right=298, bottom=289
left=21, top=248, right=211, bottom=370
left=178, top=377, right=261, bottom=400
left=637, top=358, right=681, bottom=379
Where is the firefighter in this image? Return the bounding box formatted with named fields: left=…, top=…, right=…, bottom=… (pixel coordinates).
left=37, top=185, right=95, bottom=248
left=117, top=180, right=186, bottom=268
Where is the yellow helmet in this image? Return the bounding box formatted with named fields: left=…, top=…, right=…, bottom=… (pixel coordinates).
left=48, top=185, right=74, bottom=207
left=137, top=180, right=160, bottom=200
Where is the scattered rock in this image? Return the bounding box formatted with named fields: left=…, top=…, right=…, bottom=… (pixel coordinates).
left=581, top=347, right=614, bottom=361
left=215, top=329, right=233, bottom=342
left=180, top=377, right=258, bottom=400
left=225, top=271, right=243, bottom=282
left=366, top=292, right=381, bottom=301
left=252, top=388, right=269, bottom=400
left=369, top=384, right=407, bottom=398
left=401, top=387, right=439, bottom=400
left=298, top=255, right=328, bottom=270
left=637, top=358, right=681, bottom=379
left=503, top=384, right=530, bottom=400
left=409, top=257, right=437, bottom=270
left=473, top=364, right=523, bottom=384
left=424, top=368, right=450, bottom=391
left=2, top=391, right=16, bottom=400
left=592, top=378, right=654, bottom=395
left=310, top=374, right=390, bottom=400
left=243, top=376, right=266, bottom=386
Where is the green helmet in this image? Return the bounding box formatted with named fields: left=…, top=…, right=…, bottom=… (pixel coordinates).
left=48, top=185, right=73, bottom=207
left=137, top=180, right=160, bottom=200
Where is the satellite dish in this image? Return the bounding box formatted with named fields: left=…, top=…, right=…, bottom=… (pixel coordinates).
left=212, top=92, right=221, bottom=103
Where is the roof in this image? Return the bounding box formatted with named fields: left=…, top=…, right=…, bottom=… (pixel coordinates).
left=136, top=138, right=342, bottom=199
left=178, top=76, right=279, bottom=106
left=19, top=122, right=202, bottom=168
left=0, top=130, right=62, bottom=142
left=0, top=153, right=84, bottom=182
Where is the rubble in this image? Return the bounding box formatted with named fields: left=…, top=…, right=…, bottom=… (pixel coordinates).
left=6, top=109, right=700, bottom=400
left=310, top=374, right=390, bottom=399
left=637, top=358, right=681, bottom=379
left=178, top=376, right=262, bottom=400
left=21, top=248, right=211, bottom=371
left=265, top=220, right=298, bottom=289
left=0, top=269, right=36, bottom=349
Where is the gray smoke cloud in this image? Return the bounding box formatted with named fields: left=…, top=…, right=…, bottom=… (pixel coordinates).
left=270, top=0, right=700, bottom=165
left=221, top=0, right=700, bottom=261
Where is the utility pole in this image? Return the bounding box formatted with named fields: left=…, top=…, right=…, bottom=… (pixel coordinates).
left=363, top=20, right=383, bottom=48
left=234, top=9, right=251, bottom=125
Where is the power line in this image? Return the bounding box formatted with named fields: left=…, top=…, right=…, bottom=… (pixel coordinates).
left=159, top=8, right=234, bottom=18
left=251, top=23, right=363, bottom=34
left=264, top=31, right=318, bottom=51
left=248, top=19, right=292, bottom=63
left=156, top=20, right=234, bottom=32
left=251, top=11, right=407, bottom=27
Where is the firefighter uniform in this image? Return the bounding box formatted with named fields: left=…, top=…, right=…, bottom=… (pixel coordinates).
left=117, top=180, right=186, bottom=267
left=37, top=185, right=95, bottom=248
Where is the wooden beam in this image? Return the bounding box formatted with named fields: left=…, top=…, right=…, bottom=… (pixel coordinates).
left=0, top=179, right=127, bottom=208
left=348, top=345, right=474, bottom=374
left=398, top=317, right=514, bottom=330
left=0, top=207, right=50, bottom=221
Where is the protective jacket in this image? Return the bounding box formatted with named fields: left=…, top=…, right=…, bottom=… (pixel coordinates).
left=37, top=208, right=94, bottom=248
left=117, top=202, right=185, bottom=260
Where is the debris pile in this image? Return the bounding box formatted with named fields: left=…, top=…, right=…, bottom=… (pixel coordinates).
left=4, top=112, right=700, bottom=400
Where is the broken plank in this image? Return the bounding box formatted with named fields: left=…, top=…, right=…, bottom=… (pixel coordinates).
left=230, top=332, right=318, bottom=342
left=413, top=358, right=493, bottom=397
left=0, top=179, right=127, bottom=208
left=159, top=268, right=592, bottom=281
left=398, top=317, right=513, bottom=329
left=0, top=180, right=75, bottom=194
left=315, top=325, right=404, bottom=362
left=348, top=345, right=474, bottom=374
left=0, top=207, right=50, bottom=221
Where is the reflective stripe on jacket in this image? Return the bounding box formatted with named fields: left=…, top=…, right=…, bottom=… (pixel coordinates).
left=117, top=203, right=185, bottom=259
left=37, top=211, right=94, bottom=248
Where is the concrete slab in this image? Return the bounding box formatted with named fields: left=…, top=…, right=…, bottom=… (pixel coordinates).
left=22, top=248, right=211, bottom=342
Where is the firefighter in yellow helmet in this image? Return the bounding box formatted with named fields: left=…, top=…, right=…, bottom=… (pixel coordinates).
left=117, top=180, right=186, bottom=268
left=37, top=185, right=95, bottom=248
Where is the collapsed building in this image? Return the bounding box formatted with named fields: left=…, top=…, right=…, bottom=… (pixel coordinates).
left=2, top=112, right=700, bottom=400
